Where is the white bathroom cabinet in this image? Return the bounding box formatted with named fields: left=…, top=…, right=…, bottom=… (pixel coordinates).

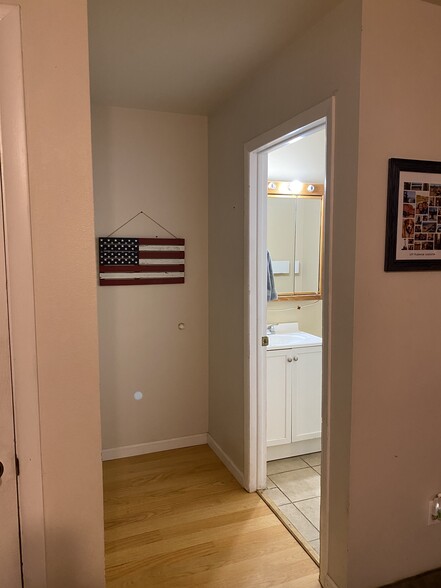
left=266, top=349, right=292, bottom=446
left=267, top=345, right=322, bottom=459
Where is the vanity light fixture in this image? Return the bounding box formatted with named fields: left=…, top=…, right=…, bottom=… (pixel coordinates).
left=268, top=182, right=277, bottom=190
left=288, top=180, right=304, bottom=193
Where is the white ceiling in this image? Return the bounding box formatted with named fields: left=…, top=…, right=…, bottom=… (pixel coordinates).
left=268, top=127, right=326, bottom=183
left=88, top=0, right=341, bottom=115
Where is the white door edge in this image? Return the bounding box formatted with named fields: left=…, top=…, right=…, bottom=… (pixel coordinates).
left=243, top=97, right=335, bottom=580
left=0, top=6, right=47, bottom=587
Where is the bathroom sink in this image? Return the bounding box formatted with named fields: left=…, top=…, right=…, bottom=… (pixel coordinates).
left=267, top=325, right=322, bottom=350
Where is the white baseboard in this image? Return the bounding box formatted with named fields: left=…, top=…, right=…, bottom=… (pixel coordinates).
left=207, top=434, right=244, bottom=487
left=102, top=433, right=208, bottom=461
left=267, top=437, right=321, bottom=461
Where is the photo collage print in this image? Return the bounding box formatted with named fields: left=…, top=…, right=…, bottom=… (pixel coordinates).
left=401, top=182, right=441, bottom=251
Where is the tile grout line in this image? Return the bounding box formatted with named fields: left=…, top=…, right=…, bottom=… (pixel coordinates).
left=266, top=455, right=322, bottom=543
left=267, top=465, right=311, bottom=477
left=291, top=501, right=320, bottom=533
left=292, top=495, right=321, bottom=504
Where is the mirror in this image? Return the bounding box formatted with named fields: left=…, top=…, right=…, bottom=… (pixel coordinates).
left=267, top=181, right=323, bottom=300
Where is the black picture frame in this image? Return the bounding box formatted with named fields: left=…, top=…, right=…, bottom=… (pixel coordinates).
left=385, top=158, right=441, bottom=271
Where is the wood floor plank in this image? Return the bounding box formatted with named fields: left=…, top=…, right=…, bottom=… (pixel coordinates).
left=103, top=445, right=319, bottom=587
left=105, top=505, right=272, bottom=552
left=105, top=516, right=292, bottom=576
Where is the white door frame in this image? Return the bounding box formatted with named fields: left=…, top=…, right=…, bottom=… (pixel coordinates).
left=0, top=5, right=47, bottom=586
left=0, top=146, right=22, bottom=587
left=244, top=97, right=335, bottom=574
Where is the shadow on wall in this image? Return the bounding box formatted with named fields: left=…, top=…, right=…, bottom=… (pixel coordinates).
left=381, top=567, right=441, bottom=588
left=41, top=529, right=100, bottom=588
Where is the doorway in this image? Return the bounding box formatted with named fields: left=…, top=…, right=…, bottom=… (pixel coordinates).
left=244, top=98, right=334, bottom=568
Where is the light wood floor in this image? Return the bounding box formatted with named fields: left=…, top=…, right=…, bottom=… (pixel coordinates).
left=103, top=444, right=320, bottom=587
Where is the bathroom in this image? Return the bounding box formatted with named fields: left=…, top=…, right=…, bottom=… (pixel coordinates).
left=261, top=125, right=325, bottom=561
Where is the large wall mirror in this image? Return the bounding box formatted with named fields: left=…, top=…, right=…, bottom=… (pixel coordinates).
left=267, top=181, right=324, bottom=300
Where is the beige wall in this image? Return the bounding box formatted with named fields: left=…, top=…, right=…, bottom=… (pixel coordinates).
left=92, top=106, right=208, bottom=451
left=348, top=1, right=441, bottom=586
left=11, top=1, right=105, bottom=585
left=208, top=2, right=362, bottom=586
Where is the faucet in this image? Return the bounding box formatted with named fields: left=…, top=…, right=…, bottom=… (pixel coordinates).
left=267, top=323, right=278, bottom=334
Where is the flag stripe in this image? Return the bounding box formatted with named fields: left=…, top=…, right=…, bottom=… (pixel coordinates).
left=139, top=258, right=183, bottom=265
left=139, top=251, right=185, bottom=259
left=139, top=245, right=185, bottom=252
left=100, top=264, right=184, bottom=273
left=100, top=277, right=185, bottom=286
left=139, top=238, right=185, bottom=246
left=100, top=272, right=184, bottom=280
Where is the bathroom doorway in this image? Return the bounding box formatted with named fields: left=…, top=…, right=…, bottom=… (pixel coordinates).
left=244, top=99, right=334, bottom=568
left=262, top=126, right=325, bottom=562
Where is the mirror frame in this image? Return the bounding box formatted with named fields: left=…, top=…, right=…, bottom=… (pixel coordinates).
left=267, top=180, right=324, bottom=301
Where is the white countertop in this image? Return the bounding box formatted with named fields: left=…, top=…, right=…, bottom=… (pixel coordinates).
left=267, top=322, right=322, bottom=350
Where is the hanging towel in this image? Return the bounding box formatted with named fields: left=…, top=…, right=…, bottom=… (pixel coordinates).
left=267, top=250, right=278, bottom=301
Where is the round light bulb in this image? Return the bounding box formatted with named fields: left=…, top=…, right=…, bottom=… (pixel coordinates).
left=288, top=180, right=304, bottom=193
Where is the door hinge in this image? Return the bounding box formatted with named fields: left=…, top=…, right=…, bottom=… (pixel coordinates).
left=15, top=455, right=20, bottom=476
left=261, top=336, right=269, bottom=347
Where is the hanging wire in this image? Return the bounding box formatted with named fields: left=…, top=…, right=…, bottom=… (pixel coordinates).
left=269, top=300, right=320, bottom=311
left=106, top=211, right=178, bottom=238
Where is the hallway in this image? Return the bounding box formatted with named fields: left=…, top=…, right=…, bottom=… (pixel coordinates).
left=103, top=445, right=319, bottom=587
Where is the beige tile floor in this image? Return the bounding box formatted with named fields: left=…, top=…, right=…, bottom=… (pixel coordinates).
left=262, top=452, right=321, bottom=558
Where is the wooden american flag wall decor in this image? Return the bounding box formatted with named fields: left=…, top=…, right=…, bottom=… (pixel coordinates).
left=98, top=237, right=185, bottom=286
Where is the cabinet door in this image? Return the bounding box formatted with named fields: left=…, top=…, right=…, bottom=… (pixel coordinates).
left=267, top=349, right=292, bottom=446
left=291, top=347, right=322, bottom=443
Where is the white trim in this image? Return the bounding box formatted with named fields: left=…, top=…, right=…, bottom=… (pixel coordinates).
left=101, top=433, right=208, bottom=461
left=243, top=151, right=256, bottom=492
left=319, top=97, right=336, bottom=584
left=244, top=98, right=335, bottom=577
left=207, top=434, right=245, bottom=487
left=0, top=6, right=47, bottom=587
left=267, top=438, right=321, bottom=461
left=256, top=151, right=269, bottom=490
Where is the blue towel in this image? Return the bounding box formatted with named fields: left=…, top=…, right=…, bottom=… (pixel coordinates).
left=267, top=250, right=278, bottom=301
